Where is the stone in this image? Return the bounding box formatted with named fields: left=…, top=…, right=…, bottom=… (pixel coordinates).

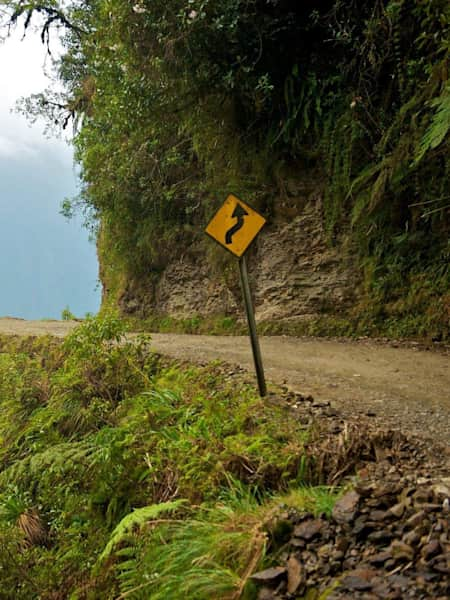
left=402, top=530, right=421, bottom=546
left=369, top=509, right=389, bottom=522
left=317, top=544, right=332, bottom=559
left=421, top=503, right=442, bottom=514
left=335, top=536, right=350, bottom=554
left=388, top=574, right=411, bottom=589
left=413, top=488, right=432, bottom=503
left=331, top=550, right=345, bottom=561
left=286, top=556, right=303, bottom=594
left=432, top=561, right=449, bottom=574
left=390, top=541, right=415, bottom=561
left=373, top=483, right=402, bottom=498
left=432, top=483, right=450, bottom=498
left=389, top=502, right=406, bottom=518
left=293, top=519, right=322, bottom=540
left=341, top=568, right=377, bottom=591
left=341, top=575, right=373, bottom=591
left=372, top=583, right=392, bottom=597
left=353, top=516, right=375, bottom=536
left=369, top=550, right=392, bottom=566
left=367, top=529, right=393, bottom=544
left=417, top=477, right=431, bottom=485
left=406, top=510, right=426, bottom=529
left=355, top=483, right=376, bottom=497
left=421, top=540, right=441, bottom=560
left=251, top=566, right=287, bottom=584
left=289, top=538, right=305, bottom=548
left=332, top=491, right=360, bottom=524
left=257, top=588, right=277, bottom=600
left=244, top=426, right=450, bottom=600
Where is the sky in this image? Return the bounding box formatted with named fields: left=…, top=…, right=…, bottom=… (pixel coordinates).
left=0, top=24, right=100, bottom=319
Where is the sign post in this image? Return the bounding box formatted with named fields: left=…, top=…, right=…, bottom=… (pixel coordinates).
left=238, top=254, right=267, bottom=396
left=205, top=193, right=267, bottom=397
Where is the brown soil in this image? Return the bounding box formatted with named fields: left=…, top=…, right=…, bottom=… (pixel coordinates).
left=0, top=318, right=449, bottom=445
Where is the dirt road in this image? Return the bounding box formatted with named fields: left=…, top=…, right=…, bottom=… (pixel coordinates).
left=0, top=317, right=449, bottom=444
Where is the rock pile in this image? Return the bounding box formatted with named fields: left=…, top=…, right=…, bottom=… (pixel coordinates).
left=252, top=477, right=450, bottom=599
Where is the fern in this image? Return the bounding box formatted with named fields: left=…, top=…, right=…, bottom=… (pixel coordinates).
left=0, top=441, right=98, bottom=489
left=98, top=499, right=187, bottom=563
left=415, top=83, right=450, bottom=164
left=114, top=498, right=270, bottom=600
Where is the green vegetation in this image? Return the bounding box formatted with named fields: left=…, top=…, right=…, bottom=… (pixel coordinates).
left=61, top=306, right=77, bottom=321
left=1, top=1, right=449, bottom=338
left=0, top=315, right=340, bottom=598
left=127, top=314, right=245, bottom=336
left=129, top=309, right=449, bottom=341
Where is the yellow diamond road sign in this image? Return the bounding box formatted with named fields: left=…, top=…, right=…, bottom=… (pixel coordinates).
left=205, top=194, right=266, bottom=257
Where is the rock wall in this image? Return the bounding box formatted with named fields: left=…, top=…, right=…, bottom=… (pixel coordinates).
left=116, top=186, right=359, bottom=323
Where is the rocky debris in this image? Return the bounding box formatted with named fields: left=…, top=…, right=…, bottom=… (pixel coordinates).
left=278, top=387, right=450, bottom=486
left=253, top=476, right=450, bottom=599
left=245, top=376, right=450, bottom=598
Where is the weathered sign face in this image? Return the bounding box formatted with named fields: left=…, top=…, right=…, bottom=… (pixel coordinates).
left=205, top=194, right=266, bottom=257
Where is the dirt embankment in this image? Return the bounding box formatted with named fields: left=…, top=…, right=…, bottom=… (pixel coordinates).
left=0, top=318, right=449, bottom=444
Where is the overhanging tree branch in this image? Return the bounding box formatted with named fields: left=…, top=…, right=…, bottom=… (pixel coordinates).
left=7, top=2, right=87, bottom=49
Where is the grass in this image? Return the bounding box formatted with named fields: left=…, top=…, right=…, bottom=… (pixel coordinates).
left=124, top=313, right=247, bottom=336
left=125, top=295, right=449, bottom=342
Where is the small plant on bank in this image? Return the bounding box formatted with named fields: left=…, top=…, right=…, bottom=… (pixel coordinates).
left=61, top=306, right=76, bottom=321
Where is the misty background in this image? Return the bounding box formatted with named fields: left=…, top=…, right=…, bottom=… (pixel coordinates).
left=0, top=25, right=100, bottom=319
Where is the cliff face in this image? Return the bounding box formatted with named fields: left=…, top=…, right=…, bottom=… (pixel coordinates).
left=113, top=179, right=358, bottom=325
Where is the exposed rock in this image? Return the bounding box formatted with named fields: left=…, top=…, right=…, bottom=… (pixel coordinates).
left=117, top=196, right=358, bottom=322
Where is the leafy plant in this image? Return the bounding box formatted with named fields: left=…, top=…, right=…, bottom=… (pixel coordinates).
left=98, top=499, right=187, bottom=563
left=415, top=82, right=450, bottom=168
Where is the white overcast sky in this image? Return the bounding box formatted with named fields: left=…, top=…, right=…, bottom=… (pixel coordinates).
left=0, top=24, right=100, bottom=319
left=0, top=25, right=66, bottom=160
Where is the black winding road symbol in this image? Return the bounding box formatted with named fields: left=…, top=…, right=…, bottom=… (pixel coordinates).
left=225, top=203, right=248, bottom=245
